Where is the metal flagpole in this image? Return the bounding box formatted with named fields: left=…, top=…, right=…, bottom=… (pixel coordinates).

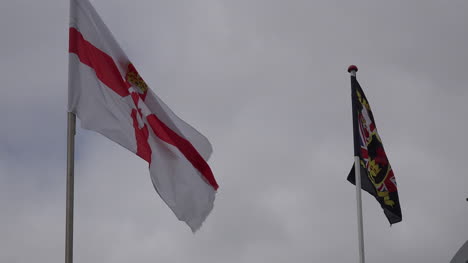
left=66, top=1, right=76, bottom=261
left=348, top=65, right=365, bottom=263
left=65, top=112, right=76, bottom=263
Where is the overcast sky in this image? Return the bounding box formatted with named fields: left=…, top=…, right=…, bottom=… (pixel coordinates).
left=1, top=0, right=468, bottom=262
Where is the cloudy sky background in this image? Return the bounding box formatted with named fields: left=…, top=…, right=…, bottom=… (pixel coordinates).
left=1, top=0, right=468, bottom=262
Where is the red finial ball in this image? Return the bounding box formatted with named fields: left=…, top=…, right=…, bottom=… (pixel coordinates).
left=347, top=65, right=358, bottom=73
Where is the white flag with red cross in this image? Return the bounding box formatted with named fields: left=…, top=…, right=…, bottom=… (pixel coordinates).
left=68, top=0, right=218, bottom=231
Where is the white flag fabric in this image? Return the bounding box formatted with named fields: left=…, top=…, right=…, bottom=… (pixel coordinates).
left=68, top=0, right=218, bottom=231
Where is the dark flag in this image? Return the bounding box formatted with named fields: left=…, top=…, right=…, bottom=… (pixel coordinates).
left=348, top=73, right=402, bottom=224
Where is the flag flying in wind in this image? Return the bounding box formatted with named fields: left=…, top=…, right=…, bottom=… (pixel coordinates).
left=68, top=0, right=218, bottom=231
left=348, top=75, right=402, bottom=224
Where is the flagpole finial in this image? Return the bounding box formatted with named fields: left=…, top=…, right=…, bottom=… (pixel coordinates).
left=348, top=65, right=358, bottom=73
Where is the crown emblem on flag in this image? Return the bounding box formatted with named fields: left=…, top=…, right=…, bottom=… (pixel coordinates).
left=126, top=64, right=148, bottom=93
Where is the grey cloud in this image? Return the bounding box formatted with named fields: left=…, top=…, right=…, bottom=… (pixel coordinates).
left=2, top=0, right=468, bottom=262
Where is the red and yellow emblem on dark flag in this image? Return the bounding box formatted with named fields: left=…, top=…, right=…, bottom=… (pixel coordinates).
left=348, top=76, right=402, bottom=224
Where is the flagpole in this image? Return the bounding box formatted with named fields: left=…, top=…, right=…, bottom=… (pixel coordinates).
left=348, top=65, right=365, bottom=263
left=66, top=1, right=76, bottom=261
left=65, top=112, right=76, bottom=263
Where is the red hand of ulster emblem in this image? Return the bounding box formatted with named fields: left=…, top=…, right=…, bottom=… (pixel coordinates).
left=127, top=64, right=152, bottom=163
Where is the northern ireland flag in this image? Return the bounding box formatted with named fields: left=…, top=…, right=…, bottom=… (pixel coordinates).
left=68, top=0, right=218, bottom=231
